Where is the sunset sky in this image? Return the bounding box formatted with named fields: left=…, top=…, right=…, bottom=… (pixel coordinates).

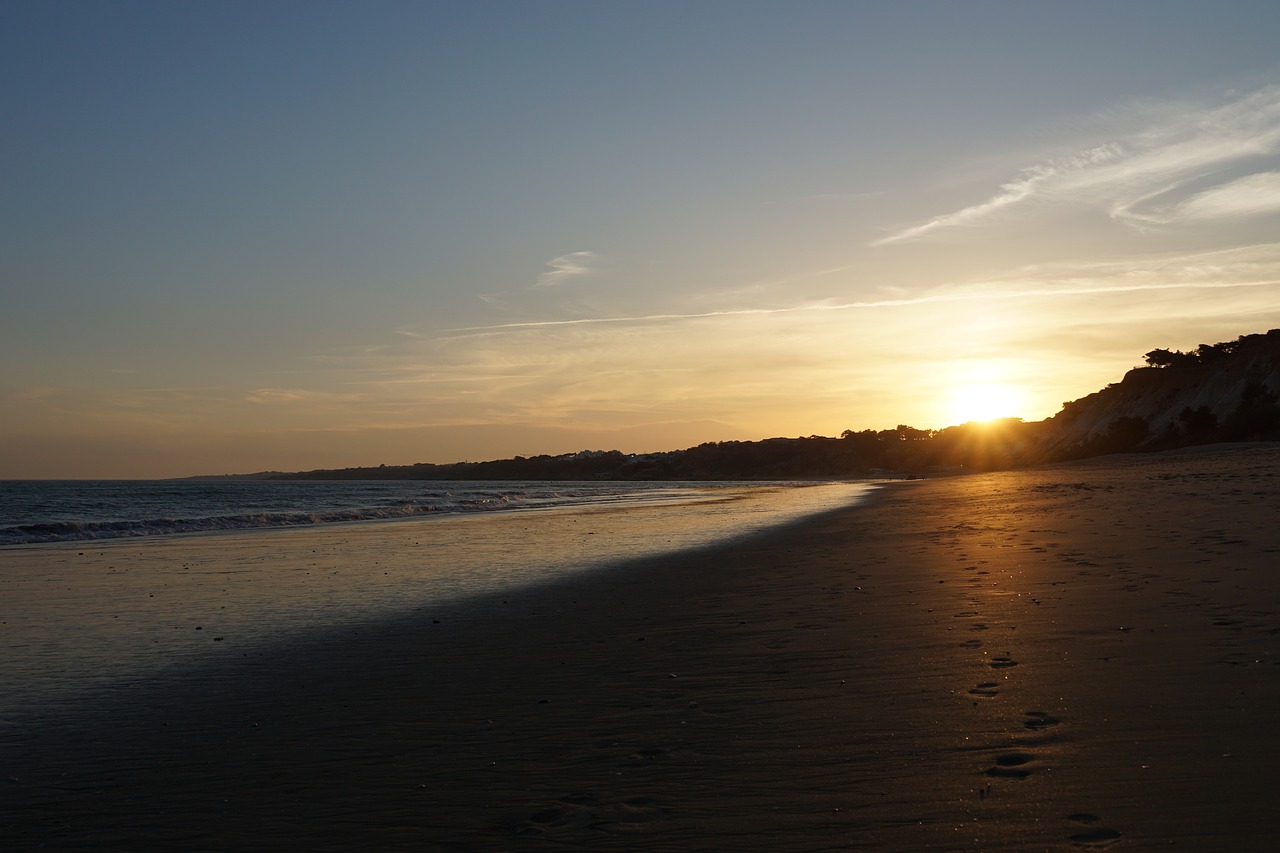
left=5, top=1, right=1280, bottom=478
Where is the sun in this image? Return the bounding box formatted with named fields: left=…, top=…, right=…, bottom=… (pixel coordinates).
left=945, top=382, right=1025, bottom=425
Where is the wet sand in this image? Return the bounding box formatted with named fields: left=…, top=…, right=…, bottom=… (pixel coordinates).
left=4, top=444, right=1279, bottom=850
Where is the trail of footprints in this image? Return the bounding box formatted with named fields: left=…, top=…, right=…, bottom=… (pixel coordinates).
left=954, top=554, right=1123, bottom=848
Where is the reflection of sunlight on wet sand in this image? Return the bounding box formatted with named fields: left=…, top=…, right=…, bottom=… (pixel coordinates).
left=0, top=482, right=873, bottom=716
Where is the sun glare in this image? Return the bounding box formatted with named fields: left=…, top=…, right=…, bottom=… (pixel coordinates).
left=945, top=382, right=1025, bottom=425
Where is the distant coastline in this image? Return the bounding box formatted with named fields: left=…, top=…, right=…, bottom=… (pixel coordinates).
left=192, top=330, right=1280, bottom=482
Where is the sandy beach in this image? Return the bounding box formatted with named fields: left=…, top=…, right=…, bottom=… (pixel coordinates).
left=4, top=444, right=1279, bottom=850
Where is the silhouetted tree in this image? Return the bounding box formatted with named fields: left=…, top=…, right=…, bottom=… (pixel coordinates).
left=1145, top=337, right=1245, bottom=368
left=1143, top=348, right=1183, bottom=368
left=1195, top=341, right=1238, bottom=363
left=1221, top=381, right=1280, bottom=440
left=1102, top=416, right=1150, bottom=453
left=1177, top=405, right=1218, bottom=442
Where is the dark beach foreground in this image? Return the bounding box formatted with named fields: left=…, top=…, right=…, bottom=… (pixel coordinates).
left=4, top=445, right=1279, bottom=851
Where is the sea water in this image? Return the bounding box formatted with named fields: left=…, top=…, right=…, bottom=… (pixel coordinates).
left=0, top=480, right=875, bottom=720
left=0, top=479, right=772, bottom=545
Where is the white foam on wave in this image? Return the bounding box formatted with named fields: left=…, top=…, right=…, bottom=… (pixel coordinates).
left=0, top=480, right=757, bottom=545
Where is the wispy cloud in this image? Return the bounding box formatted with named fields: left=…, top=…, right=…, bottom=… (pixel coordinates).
left=874, top=85, right=1280, bottom=244
left=244, top=387, right=362, bottom=405
left=1144, top=171, right=1280, bottom=223
left=441, top=253, right=1280, bottom=336
left=873, top=145, right=1123, bottom=245
left=477, top=292, right=511, bottom=308
left=532, top=251, right=598, bottom=289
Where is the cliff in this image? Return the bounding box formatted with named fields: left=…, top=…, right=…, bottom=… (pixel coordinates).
left=1025, top=329, right=1280, bottom=462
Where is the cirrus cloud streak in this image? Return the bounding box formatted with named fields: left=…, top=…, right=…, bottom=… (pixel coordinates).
left=874, top=85, right=1280, bottom=245
left=532, top=251, right=599, bottom=289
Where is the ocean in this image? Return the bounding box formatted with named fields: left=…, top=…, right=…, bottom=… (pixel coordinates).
left=0, top=479, right=876, bottom=720
left=0, top=479, right=787, bottom=546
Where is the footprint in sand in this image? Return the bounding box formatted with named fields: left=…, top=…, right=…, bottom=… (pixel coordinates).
left=620, top=745, right=668, bottom=767
left=984, top=751, right=1035, bottom=779
left=1067, top=814, right=1122, bottom=847
left=1023, top=710, right=1060, bottom=730
left=528, top=792, right=598, bottom=829
left=527, top=792, right=667, bottom=833
left=988, top=655, right=1019, bottom=668
left=968, top=681, right=1000, bottom=697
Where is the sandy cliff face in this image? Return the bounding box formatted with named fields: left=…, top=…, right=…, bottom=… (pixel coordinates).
left=1026, top=329, right=1280, bottom=462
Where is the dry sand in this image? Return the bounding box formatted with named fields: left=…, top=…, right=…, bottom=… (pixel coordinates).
left=3, top=444, right=1278, bottom=850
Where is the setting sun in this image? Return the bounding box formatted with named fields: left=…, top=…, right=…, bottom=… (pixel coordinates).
left=945, top=382, right=1026, bottom=425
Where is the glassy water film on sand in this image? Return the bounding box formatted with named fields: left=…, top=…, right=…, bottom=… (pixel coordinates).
left=0, top=480, right=874, bottom=720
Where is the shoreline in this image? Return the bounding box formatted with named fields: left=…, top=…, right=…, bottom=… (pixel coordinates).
left=4, top=444, right=1279, bottom=850
left=0, top=482, right=875, bottom=721
left=0, top=479, right=870, bottom=549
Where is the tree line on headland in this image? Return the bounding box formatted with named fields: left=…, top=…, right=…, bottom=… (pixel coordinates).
left=212, top=330, right=1280, bottom=481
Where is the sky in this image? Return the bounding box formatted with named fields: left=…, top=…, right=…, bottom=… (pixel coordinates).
left=4, top=0, right=1280, bottom=478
